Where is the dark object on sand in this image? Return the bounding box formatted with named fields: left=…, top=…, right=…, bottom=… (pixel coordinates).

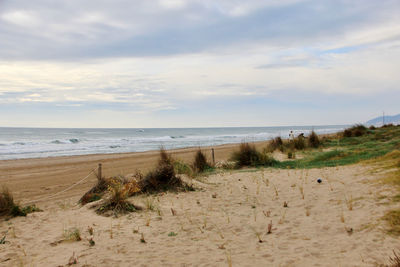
left=317, top=178, right=322, bottom=183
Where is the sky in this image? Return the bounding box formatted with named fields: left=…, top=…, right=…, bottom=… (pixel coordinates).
left=0, top=0, right=399, bottom=128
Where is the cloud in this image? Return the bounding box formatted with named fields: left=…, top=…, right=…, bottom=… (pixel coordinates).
left=0, top=0, right=399, bottom=127
left=0, top=0, right=399, bottom=60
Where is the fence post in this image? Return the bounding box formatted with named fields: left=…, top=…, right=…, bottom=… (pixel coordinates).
left=97, top=163, right=102, bottom=180
left=212, top=148, right=215, bottom=166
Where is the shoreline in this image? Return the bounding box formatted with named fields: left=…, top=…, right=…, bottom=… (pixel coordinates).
left=0, top=140, right=272, bottom=206
left=0, top=130, right=340, bottom=206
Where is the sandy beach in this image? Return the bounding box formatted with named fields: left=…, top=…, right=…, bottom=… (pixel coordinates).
left=1, top=140, right=399, bottom=266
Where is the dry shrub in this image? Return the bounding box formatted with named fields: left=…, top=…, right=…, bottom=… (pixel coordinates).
left=266, top=137, right=284, bottom=152
left=140, top=149, right=193, bottom=192
left=80, top=174, right=141, bottom=205
left=294, top=136, right=306, bottom=150
left=80, top=176, right=109, bottom=205
left=388, top=250, right=400, bottom=267
left=0, top=186, right=41, bottom=217
left=231, top=143, right=277, bottom=168
left=0, top=186, right=14, bottom=216
left=96, top=179, right=142, bottom=216
left=308, top=131, right=320, bottom=148
left=231, top=143, right=261, bottom=167
left=343, top=124, right=368, bottom=137
left=193, top=149, right=211, bottom=173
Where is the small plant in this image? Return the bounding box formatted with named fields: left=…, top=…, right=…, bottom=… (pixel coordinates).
left=308, top=131, right=320, bottom=148
left=283, top=201, right=288, bottom=208
left=144, top=197, right=156, bottom=211
left=388, top=250, right=400, bottom=267
left=279, top=210, right=286, bottom=224
left=89, top=238, right=95, bottom=246
left=252, top=228, right=263, bottom=243
left=299, top=184, right=305, bottom=199
left=168, top=231, right=177, bottom=237
left=340, top=210, right=345, bottom=223
left=171, top=208, right=177, bottom=216
left=140, top=233, right=146, bottom=243
left=263, top=210, right=271, bottom=217
left=226, top=250, right=232, bottom=267
left=64, top=227, right=81, bottom=242
left=193, top=149, right=211, bottom=173
left=345, top=194, right=353, bottom=211
left=0, top=232, right=7, bottom=244
left=271, top=183, right=279, bottom=197
left=68, top=252, right=78, bottom=265
left=305, top=206, right=310, bottom=216
left=266, top=136, right=284, bottom=152
left=87, top=226, right=94, bottom=236
left=287, top=150, right=295, bottom=159
left=267, top=220, right=272, bottom=234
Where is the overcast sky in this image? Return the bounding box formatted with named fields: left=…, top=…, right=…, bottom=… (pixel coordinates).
left=0, top=0, right=399, bottom=128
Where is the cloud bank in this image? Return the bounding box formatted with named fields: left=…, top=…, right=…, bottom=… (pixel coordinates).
left=0, top=0, right=399, bottom=127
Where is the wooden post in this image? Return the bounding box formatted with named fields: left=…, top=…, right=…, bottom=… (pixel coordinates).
left=97, top=163, right=102, bottom=180
left=212, top=148, right=215, bottom=166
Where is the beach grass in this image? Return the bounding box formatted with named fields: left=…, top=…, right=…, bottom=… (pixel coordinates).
left=0, top=186, right=42, bottom=218
left=275, top=125, right=400, bottom=169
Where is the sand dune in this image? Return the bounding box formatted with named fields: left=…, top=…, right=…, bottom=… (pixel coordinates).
left=1, top=158, right=399, bottom=266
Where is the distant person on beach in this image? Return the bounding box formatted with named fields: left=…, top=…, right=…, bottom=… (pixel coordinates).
left=289, top=131, right=295, bottom=141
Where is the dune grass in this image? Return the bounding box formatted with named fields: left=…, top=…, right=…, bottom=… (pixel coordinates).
left=231, top=143, right=277, bottom=168
left=275, top=125, right=400, bottom=169
left=0, top=186, right=42, bottom=218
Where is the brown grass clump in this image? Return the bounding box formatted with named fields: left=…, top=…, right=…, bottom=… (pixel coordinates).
left=294, top=136, right=306, bottom=150
left=96, top=179, right=142, bottom=216
left=231, top=143, right=277, bottom=168
left=308, top=131, right=320, bottom=148
left=0, top=186, right=41, bottom=218
left=0, top=186, right=15, bottom=216
left=193, top=149, right=211, bottom=173
left=140, top=149, right=193, bottom=192
left=343, top=124, right=368, bottom=137
left=266, top=137, right=284, bottom=152
left=388, top=250, right=400, bottom=267
left=80, top=173, right=142, bottom=205
left=231, top=143, right=260, bottom=167
left=80, top=176, right=109, bottom=205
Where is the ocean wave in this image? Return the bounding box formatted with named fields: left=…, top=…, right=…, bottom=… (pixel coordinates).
left=69, top=138, right=79, bottom=144
left=170, top=135, right=185, bottom=139
left=51, top=140, right=64, bottom=144
left=13, top=142, right=26, bottom=145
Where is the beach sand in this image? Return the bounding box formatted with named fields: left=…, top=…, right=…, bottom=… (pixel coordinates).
left=1, top=144, right=399, bottom=266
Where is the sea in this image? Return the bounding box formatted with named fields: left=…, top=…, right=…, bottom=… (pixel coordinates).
left=0, top=126, right=346, bottom=160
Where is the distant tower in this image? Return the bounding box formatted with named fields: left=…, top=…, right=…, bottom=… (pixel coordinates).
left=383, top=111, right=385, bottom=126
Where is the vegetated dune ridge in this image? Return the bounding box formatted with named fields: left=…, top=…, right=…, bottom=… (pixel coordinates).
left=1, top=163, right=399, bottom=266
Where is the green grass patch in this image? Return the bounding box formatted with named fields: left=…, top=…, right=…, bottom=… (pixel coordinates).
left=274, top=125, right=400, bottom=169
